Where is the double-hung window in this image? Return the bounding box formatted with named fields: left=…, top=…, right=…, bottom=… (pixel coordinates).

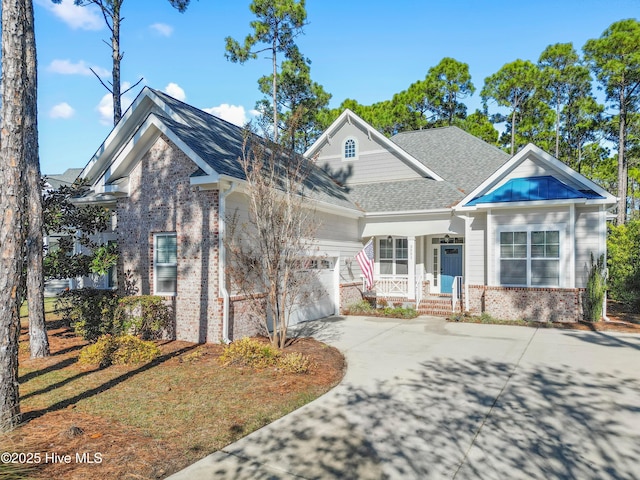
left=499, top=228, right=560, bottom=287
left=154, top=233, right=177, bottom=295
left=379, top=237, right=408, bottom=275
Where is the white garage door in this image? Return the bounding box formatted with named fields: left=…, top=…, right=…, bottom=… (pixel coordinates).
left=288, top=258, right=337, bottom=326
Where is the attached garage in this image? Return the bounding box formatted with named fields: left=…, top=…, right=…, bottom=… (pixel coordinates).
left=288, top=257, right=339, bottom=326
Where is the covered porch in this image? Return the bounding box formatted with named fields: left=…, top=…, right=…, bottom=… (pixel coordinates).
left=362, top=234, right=465, bottom=311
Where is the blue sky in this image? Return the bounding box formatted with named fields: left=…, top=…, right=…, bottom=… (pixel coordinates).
left=35, top=0, right=638, bottom=174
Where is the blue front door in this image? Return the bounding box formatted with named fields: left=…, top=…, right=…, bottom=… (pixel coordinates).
left=440, top=245, right=463, bottom=294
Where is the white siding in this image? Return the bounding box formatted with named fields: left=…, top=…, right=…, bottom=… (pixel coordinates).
left=315, top=122, right=422, bottom=185
left=574, top=206, right=602, bottom=288
left=466, top=212, right=486, bottom=285
left=488, top=207, right=571, bottom=286
left=226, top=191, right=363, bottom=285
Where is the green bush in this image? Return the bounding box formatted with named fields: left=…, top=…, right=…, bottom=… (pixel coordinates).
left=114, top=295, right=172, bottom=340
left=607, top=220, right=640, bottom=307
left=78, top=335, right=160, bottom=367
left=57, top=288, right=120, bottom=342
left=584, top=253, right=607, bottom=322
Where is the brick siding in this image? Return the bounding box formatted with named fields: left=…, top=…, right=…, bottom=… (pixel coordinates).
left=465, top=284, right=585, bottom=322
left=116, top=134, right=227, bottom=342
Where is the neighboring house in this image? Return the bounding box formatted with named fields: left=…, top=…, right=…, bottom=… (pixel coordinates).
left=78, top=87, right=616, bottom=344
left=43, top=168, right=82, bottom=296
left=43, top=168, right=117, bottom=295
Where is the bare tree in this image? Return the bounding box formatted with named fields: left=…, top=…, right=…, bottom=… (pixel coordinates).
left=52, top=0, right=191, bottom=125
left=226, top=133, right=320, bottom=348
left=1, top=0, right=28, bottom=431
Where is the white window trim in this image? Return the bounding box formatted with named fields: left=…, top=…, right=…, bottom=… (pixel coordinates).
left=342, top=136, right=358, bottom=161
left=495, top=223, right=565, bottom=288
left=377, top=236, right=408, bottom=276
left=154, top=232, right=177, bottom=296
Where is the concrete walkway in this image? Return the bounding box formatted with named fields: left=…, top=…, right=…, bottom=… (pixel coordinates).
left=167, top=316, right=640, bottom=479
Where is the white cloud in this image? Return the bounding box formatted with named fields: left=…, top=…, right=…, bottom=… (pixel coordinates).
left=48, top=59, right=109, bottom=78
left=35, top=0, right=103, bottom=30
left=49, top=102, right=75, bottom=119
left=163, top=82, right=186, bottom=101
left=203, top=104, right=253, bottom=126
left=97, top=84, right=134, bottom=125
left=150, top=23, right=173, bottom=37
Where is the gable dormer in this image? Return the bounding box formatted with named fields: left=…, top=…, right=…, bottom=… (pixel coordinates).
left=305, top=109, right=442, bottom=186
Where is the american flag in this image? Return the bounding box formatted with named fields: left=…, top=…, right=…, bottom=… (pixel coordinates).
left=356, top=239, right=374, bottom=291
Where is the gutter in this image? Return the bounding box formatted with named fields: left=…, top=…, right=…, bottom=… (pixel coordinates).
left=219, top=181, right=237, bottom=344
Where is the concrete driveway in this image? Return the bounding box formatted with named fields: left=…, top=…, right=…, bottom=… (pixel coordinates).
left=168, top=316, right=640, bottom=479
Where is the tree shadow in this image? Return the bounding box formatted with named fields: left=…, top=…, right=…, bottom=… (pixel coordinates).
left=22, top=343, right=198, bottom=422
left=561, top=329, right=640, bottom=351
left=183, top=356, right=640, bottom=479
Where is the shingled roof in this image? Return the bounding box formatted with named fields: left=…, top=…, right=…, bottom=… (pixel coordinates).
left=391, top=126, right=510, bottom=194
left=148, top=89, right=356, bottom=211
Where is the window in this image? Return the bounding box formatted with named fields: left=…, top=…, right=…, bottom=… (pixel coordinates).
left=499, top=229, right=560, bottom=287
left=433, top=248, right=438, bottom=287
left=379, top=237, right=408, bottom=275
left=154, top=233, right=177, bottom=295
left=343, top=138, right=357, bottom=159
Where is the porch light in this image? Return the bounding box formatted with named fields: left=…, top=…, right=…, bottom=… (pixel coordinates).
left=387, top=235, right=392, bottom=242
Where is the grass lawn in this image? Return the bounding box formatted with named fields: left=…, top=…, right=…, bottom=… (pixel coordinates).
left=1, top=300, right=345, bottom=479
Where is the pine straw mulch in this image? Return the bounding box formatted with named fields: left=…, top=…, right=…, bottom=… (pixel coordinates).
left=1, top=315, right=345, bottom=480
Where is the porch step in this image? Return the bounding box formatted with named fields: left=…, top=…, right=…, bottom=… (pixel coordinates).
left=418, top=297, right=457, bottom=317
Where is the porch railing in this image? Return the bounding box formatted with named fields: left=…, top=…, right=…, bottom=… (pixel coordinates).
left=452, top=276, right=463, bottom=312
left=375, top=276, right=408, bottom=297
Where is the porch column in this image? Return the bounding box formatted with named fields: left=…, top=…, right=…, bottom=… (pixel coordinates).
left=408, top=236, right=416, bottom=300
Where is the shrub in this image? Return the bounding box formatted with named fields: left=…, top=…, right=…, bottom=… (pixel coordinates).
left=78, top=335, right=160, bottom=367
left=278, top=352, right=312, bottom=374
left=607, top=220, right=640, bottom=306
left=114, top=295, right=173, bottom=340
left=584, top=253, right=607, bottom=322
left=57, top=288, right=120, bottom=342
left=219, top=337, right=281, bottom=368
left=344, top=300, right=374, bottom=315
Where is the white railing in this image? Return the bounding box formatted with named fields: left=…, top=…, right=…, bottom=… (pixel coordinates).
left=375, top=276, right=409, bottom=297
left=452, top=276, right=463, bottom=312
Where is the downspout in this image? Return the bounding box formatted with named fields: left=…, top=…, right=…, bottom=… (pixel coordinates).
left=219, top=181, right=237, bottom=343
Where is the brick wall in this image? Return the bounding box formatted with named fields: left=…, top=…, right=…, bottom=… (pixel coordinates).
left=465, top=285, right=584, bottom=322
left=229, top=294, right=268, bottom=339
left=117, top=133, right=224, bottom=343
left=339, top=282, right=363, bottom=313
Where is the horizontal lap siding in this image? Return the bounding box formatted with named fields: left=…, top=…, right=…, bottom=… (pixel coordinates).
left=574, top=206, right=601, bottom=288
left=466, top=213, right=486, bottom=285
left=489, top=208, right=571, bottom=287
left=316, top=123, right=422, bottom=185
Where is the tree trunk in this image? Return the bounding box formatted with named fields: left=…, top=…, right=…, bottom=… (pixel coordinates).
left=25, top=0, right=49, bottom=358
left=555, top=98, right=561, bottom=159
left=112, top=2, right=122, bottom=125
left=272, top=32, right=278, bottom=143
left=511, top=109, right=517, bottom=155
left=0, top=0, right=27, bottom=431
left=617, top=90, right=628, bottom=225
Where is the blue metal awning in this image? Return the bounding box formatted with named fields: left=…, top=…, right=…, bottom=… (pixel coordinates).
left=466, top=176, right=603, bottom=206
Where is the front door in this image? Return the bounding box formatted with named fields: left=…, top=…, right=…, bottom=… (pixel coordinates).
left=440, top=245, right=462, bottom=294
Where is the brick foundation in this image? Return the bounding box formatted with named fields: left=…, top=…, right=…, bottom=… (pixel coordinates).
left=465, top=285, right=585, bottom=322
left=339, top=282, right=364, bottom=313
